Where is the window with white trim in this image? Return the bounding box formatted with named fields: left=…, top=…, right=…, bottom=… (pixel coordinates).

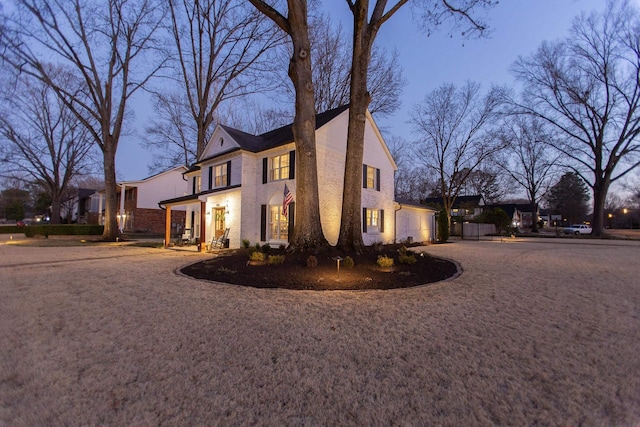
left=270, top=154, right=290, bottom=181
left=269, top=205, right=288, bottom=240
left=363, top=208, right=384, bottom=233
left=366, top=165, right=376, bottom=189
left=214, top=163, right=228, bottom=188
left=363, top=164, right=380, bottom=191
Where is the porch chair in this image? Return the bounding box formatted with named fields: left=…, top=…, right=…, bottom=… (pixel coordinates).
left=209, top=227, right=230, bottom=250
left=181, top=228, right=192, bottom=246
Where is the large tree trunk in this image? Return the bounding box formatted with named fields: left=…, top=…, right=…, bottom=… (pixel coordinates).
left=50, top=191, right=61, bottom=225
left=591, top=178, right=610, bottom=237
left=285, top=1, right=328, bottom=251
left=529, top=190, right=538, bottom=233
left=102, top=140, right=119, bottom=241
left=337, top=3, right=374, bottom=253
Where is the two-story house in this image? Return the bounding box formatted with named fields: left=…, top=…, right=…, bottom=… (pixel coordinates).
left=91, top=166, right=189, bottom=234
left=159, top=106, right=435, bottom=250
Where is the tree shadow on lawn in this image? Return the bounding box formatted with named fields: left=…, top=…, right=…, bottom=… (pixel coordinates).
left=180, top=244, right=459, bottom=291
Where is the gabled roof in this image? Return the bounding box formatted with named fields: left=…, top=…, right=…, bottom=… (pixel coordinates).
left=118, top=165, right=189, bottom=186
left=213, top=105, right=350, bottom=154
left=421, top=195, right=484, bottom=208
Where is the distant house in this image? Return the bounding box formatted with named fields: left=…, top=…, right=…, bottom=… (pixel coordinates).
left=160, top=106, right=436, bottom=250
left=60, top=188, right=100, bottom=224
left=485, top=203, right=539, bottom=230
left=89, top=166, right=189, bottom=233
left=421, top=195, right=485, bottom=221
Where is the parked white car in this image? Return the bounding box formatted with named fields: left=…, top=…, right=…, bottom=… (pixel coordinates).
left=562, top=224, right=592, bottom=235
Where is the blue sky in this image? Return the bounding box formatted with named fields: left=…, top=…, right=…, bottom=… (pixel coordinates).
left=116, top=0, right=613, bottom=181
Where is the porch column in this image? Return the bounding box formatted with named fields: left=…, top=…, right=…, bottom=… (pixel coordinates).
left=200, top=201, right=206, bottom=252
left=164, top=206, right=171, bottom=248
left=119, top=183, right=126, bottom=232
left=98, top=192, right=103, bottom=225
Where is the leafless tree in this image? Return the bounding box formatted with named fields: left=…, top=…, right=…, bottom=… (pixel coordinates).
left=142, top=91, right=197, bottom=172
left=1, top=0, right=167, bottom=240
left=310, top=13, right=406, bottom=117
left=338, top=0, right=496, bottom=252
left=144, top=0, right=283, bottom=169
left=410, top=81, right=506, bottom=235
left=459, top=166, right=510, bottom=203
left=387, top=135, right=435, bottom=202
left=248, top=0, right=329, bottom=251
left=511, top=0, right=640, bottom=236
left=0, top=72, right=95, bottom=224
left=495, top=116, right=559, bottom=231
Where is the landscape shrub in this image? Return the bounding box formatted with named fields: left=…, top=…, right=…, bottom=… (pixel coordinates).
left=397, top=245, right=416, bottom=264
left=23, top=224, right=104, bottom=237
left=242, top=239, right=250, bottom=248
left=0, top=226, right=24, bottom=234
left=398, top=254, right=417, bottom=264
left=267, top=255, right=285, bottom=265
left=377, top=255, right=394, bottom=269
left=249, top=251, right=265, bottom=262
left=343, top=256, right=354, bottom=269
left=306, top=255, right=318, bottom=268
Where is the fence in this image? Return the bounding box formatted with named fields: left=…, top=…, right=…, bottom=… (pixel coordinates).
left=451, top=223, right=498, bottom=240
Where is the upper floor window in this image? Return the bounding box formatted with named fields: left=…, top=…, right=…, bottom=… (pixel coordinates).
left=214, top=163, right=228, bottom=188
left=363, top=164, right=380, bottom=191
left=263, top=151, right=295, bottom=184
left=192, top=175, right=201, bottom=194
left=270, top=154, right=290, bottom=181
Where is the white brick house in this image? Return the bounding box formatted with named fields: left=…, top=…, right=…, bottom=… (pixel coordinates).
left=159, top=106, right=435, bottom=250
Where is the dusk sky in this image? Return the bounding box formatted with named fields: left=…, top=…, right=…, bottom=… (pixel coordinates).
left=116, top=0, right=616, bottom=182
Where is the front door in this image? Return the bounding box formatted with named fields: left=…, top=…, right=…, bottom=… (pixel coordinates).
left=213, top=207, right=226, bottom=238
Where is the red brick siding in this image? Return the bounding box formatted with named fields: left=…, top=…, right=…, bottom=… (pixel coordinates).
left=129, top=208, right=185, bottom=234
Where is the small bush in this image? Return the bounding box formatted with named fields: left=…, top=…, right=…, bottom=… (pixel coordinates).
left=343, top=256, right=354, bottom=269
left=23, top=224, right=104, bottom=237
left=377, top=255, right=394, bottom=269
left=255, top=242, right=262, bottom=251
left=306, top=255, right=318, bottom=268
left=242, top=239, right=250, bottom=248
left=398, top=245, right=414, bottom=257
left=267, top=255, right=285, bottom=265
left=249, top=251, right=265, bottom=262
left=398, top=254, right=416, bottom=265
left=261, top=243, right=271, bottom=254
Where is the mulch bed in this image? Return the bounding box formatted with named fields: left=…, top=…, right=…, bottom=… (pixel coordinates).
left=180, top=244, right=458, bottom=290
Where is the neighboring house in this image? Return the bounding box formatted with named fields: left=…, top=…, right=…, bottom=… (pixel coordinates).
left=485, top=203, right=539, bottom=230
left=159, top=106, right=436, bottom=250
left=421, top=195, right=485, bottom=221
left=93, top=166, right=189, bottom=234
left=60, top=188, right=100, bottom=224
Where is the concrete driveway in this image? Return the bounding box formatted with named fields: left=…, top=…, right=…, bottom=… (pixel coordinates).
left=1, top=237, right=639, bottom=425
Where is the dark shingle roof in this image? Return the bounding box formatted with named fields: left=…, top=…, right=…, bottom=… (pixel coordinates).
left=421, top=195, right=484, bottom=208
left=219, top=105, right=349, bottom=153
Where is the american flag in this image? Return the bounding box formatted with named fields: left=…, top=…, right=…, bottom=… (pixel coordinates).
left=282, top=183, right=294, bottom=217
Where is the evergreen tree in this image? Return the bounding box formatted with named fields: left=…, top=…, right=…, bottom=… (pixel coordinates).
left=547, top=172, right=590, bottom=224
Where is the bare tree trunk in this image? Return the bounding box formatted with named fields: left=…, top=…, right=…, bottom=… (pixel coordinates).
left=102, top=140, right=119, bottom=240
left=592, top=179, right=610, bottom=237
left=337, top=1, right=377, bottom=253
left=286, top=3, right=328, bottom=251
left=50, top=192, right=61, bottom=225
left=249, top=0, right=328, bottom=251
left=530, top=196, right=538, bottom=233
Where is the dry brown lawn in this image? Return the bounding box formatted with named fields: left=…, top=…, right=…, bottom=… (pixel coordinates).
left=1, top=237, right=639, bottom=425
